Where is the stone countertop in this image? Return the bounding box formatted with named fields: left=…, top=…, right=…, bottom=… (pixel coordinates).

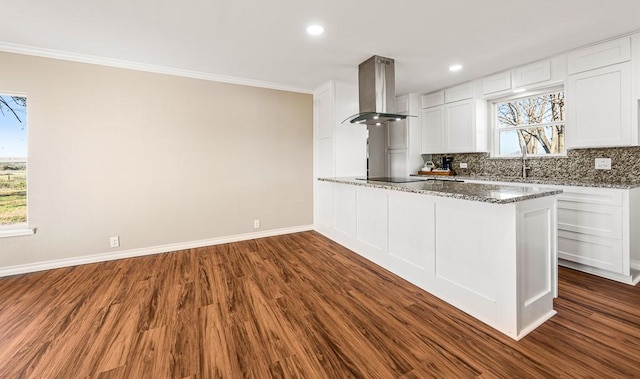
left=416, top=175, right=640, bottom=189
left=318, top=177, right=562, bottom=204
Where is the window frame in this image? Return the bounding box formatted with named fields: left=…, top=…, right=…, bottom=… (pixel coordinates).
left=490, top=87, right=566, bottom=158
left=0, top=92, right=32, bottom=237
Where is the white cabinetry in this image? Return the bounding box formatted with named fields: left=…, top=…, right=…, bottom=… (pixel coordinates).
left=421, top=87, right=487, bottom=154
left=465, top=178, right=640, bottom=285
left=421, top=106, right=444, bottom=153
left=482, top=71, right=512, bottom=95
left=556, top=186, right=640, bottom=284
left=445, top=98, right=487, bottom=153
left=566, top=62, right=632, bottom=148
left=313, top=81, right=367, bottom=178
left=314, top=81, right=367, bottom=229
left=513, top=60, right=552, bottom=88
left=315, top=180, right=557, bottom=340
left=386, top=94, right=423, bottom=176
left=566, top=36, right=634, bottom=148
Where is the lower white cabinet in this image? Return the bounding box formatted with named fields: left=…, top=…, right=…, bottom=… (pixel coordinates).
left=315, top=180, right=557, bottom=340
left=556, top=185, right=640, bottom=284
left=466, top=179, right=640, bottom=285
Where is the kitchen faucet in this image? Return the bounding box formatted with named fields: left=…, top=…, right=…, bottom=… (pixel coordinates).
left=521, top=148, right=530, bottom=179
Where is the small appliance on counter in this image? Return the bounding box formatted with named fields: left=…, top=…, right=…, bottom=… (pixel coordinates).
left=420, top=161, right=436, bottom=172
left=418, top=157, right=456, bottom=176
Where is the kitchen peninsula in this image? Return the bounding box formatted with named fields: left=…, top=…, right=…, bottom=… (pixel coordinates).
left=315, top=177, right=562, bottom=340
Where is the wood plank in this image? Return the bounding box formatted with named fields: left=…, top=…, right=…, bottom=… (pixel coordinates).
left=0, top=231, right=638, bottom=377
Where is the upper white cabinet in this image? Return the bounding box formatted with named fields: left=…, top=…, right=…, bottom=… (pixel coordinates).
left=421, top=91, right=444, bottom=108
left=444, top=82, right=473, bottom=103
left=388, top=94, right=424, bottom=176
left=482, top=71, right=512, bottom=95
left=421, top=106, right=444, bottom=153
left=313, top=81, right=367, bottom=178
left=387, top=95, right=409, bottom=149
left=421, top=94, right=487, bottom=154
left=566, top=36, right=634, bottom=148
left=567, top=37, right=631, bottom=74
left=513, top=60, right=552, bottom=88
left=566, top=62, right=632, bottom=148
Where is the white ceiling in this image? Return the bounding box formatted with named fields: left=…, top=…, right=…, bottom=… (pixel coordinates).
left=2, top=0, right=640, bottom=95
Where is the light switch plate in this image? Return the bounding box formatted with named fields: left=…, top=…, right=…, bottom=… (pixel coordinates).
left=460, top=163, right=468, bottom=169
left=595, top=158, right=611, bottom=170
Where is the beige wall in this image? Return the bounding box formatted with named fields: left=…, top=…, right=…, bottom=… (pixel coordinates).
left=0, top=52, right=313, bottom=269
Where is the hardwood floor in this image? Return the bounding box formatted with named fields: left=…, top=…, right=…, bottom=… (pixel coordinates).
left=0, top=231, right=639, bottom=378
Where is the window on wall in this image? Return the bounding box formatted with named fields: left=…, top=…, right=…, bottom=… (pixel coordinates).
left=0, top=94, right=28, bottom=227
left=493, top=90, right=565, bottom=157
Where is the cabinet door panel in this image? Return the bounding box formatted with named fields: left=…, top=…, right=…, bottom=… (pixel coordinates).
left=387, top=121, right=408, bottom=149
left=386, top=149, right=407, bottom=178
left=558, top=230, right=623, bottom=273
left=557, top=189, right=623, bottom=206
left=445, top=82, right=473, bottom=103
left=566, top=62, right=631, bottom=148
left=356, top=188, right=388, bottom=253
left=333, top=184, right=357, bottom=238
left=482, top=71, right=511, bottom=94
left=388, top=194, right=435, bottom=277
left=513, top=60, right=552, bottom=88
left=445, top=100, right=474, bottom=152
left=557, top=202, right=623, bottom=239
left=567, top=37, right=630, bottom=74
left=421, top=91, right=444, bottom=108
left=421, top=106, right=444, bottom=153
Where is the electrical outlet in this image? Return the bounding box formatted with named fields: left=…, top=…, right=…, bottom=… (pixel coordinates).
left=460, top=163, right=468, bottom=169
left=253, top=219, right=260, bottom=229
left=109, top=236, right=120, bottom=248
left=595, top=158, right=612, bottom=170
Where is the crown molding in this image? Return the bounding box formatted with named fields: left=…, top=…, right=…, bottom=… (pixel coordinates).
left=0, top=41, right=314, bottom=94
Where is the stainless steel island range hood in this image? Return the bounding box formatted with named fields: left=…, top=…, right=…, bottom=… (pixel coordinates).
left=343, top=55, right=413, bottom=125
left=344, top=55, right=415, bottom=179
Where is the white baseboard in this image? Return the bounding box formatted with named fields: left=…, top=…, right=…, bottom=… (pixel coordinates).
left=0, top=225, right=313, bottom=278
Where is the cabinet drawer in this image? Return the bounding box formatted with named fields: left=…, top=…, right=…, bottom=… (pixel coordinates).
left=558, top=230, right=623, bottom=274
left=557, top=189, right=623, bottom=206
left=557, top=202, right=623, bottom=239
left=567, top=36, right=630, bottom=74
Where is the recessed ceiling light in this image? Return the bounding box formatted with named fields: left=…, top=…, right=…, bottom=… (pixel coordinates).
left=306, top=25, right=324, bottom=36
left=449, top=64, right=463, bottom=72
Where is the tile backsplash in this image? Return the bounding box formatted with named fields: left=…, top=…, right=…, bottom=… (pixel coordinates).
left=430, top=147, right=640, bottom=182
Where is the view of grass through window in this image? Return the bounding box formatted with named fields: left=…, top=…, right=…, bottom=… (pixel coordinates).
left=0, top=95, right=27, bottom=225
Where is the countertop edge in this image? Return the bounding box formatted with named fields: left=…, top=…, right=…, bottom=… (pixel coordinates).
left=318, top=178, right=562, bottom=204
left=415, top=175, right=640, bottom=189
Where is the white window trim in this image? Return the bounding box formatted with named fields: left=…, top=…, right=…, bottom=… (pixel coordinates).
left=1, top=92, right=29, bottom=232
left=490, top=87, right=566, bottom=158
left=0, top=224, right=35, bottom=238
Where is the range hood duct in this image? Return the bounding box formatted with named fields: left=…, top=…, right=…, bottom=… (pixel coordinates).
left=343, top=55, right=414, bottom=125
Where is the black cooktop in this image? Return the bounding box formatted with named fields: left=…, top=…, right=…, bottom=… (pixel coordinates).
left=356, top=177, right=426, bottom=183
